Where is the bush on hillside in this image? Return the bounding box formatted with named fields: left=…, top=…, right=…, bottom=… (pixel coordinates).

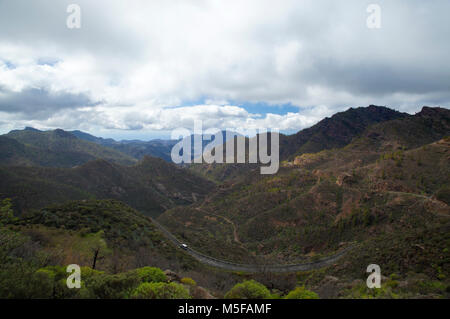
left=224, top=280, right=271, bottom=299
left=87, top=271, right=141, bottom=299
left=136, top=267, right=167, bottom=283
left=285, top=286, right=319, bottom=299
left=180, top=277, right=197, bottom=286
left=131, top=282, right=190, bottom=299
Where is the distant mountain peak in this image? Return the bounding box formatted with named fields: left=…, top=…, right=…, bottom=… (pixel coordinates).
left=53, top=128, right=77, bottom=139
left=279, top=105, right=408, bottom=160
left=419, top=106, right=449, bottom=116
left=1, top=127, right=137, bottom=167
left=24, top=126, right=41, bottom=132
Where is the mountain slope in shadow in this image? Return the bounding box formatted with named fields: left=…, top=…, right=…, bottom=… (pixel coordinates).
left=2, top=128, right=137, bottom=167
left=0, top=156, right=215, bottom=217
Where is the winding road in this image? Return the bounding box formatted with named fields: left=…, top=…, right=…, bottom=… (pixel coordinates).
left=150, top=190, right=448, bottom=273
left=150, top=217, right=354, bottom=273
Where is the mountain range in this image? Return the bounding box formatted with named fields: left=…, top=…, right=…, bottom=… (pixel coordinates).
left=0, top=127, right=243, bottom=166
left=0, top=127, right=137, bottom=167
left=0, top=155, right=214, bottom=217
left=1, top=104, right=449, bottom=299
left=160, top=106, right=450, bottom=260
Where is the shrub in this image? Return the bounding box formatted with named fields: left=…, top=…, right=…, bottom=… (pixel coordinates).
left=135, top=267, right=167, bottom=283
left=32, top=268, right=56, bottom=298
left=32, top=266, right=82, bottom=299
left=386, top=280, right=399, bottom=289
left=180, top=277, right=196, bottom=286
left=0, top=198, right=15, bottom=225
left=80, top=266, right=104, bottom=279
left=224, top=280, right=271, bottom=299
left=285, top=286, right=319, bottom=299
left=88, top=272, right=141, bottom=299
left=389, top=273, right=400, bottom=281
left=131, top=282, right=191, bottom=299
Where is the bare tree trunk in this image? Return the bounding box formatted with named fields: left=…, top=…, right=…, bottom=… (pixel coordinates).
left=92, top=248, right=99, bottom=269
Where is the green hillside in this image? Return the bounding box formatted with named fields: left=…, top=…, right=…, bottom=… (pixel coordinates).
left=157, top=109, right=450, bottom=298
left=2, top=128, right=137, bottom=167
left=160, top=109, right=449, bottom=263
left=189, top=105, right=408, bottom=183
left=0, top=156, right=215, bottom=217
left=1, top=105, right=449, bottom=299
left=0, top=199, right=222, bottom=298
left=70, top=130, right=178, bottom=162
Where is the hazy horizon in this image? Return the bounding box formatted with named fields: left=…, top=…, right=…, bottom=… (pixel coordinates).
left=1, top=104, right=445, bottom=141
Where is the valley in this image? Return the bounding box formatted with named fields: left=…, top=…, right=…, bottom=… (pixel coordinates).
left=0, top=105, right=449, bottom=299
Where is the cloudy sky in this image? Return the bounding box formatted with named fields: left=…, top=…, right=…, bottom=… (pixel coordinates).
left=0, top=0, right=449, bottom=140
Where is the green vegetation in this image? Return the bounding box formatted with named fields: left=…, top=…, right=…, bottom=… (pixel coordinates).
left=136, top=267, right=167, bottom=283
left=223, top=280, right=321, bottom=299
left=0, top=106, right=449, bottom=299
left=224, top=280, right=272, bottom=299
left=0, top=199, right=219, bottom=299
left=131, top=282, right=190, bottom=299
left=87, top=271, right=142, bottom=299
left=285, top=287, right=319, bottom=299
left=1, top=128, right=137, bottom=167
left=0, top=155, right=214, bottom=217
left=0, top=198, right=15, bottom=225
left=159, top=106, right=450, bottom=299
left=20, top=200, right=162, bottom=245
left=1, top=262, right=188, bottom=299
left=180, top=277, right=197, bottom=286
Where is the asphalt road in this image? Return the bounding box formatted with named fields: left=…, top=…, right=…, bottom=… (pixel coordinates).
left=150, top=217, right=354, bottom=273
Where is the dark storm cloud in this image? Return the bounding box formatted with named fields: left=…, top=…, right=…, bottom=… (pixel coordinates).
left=0, top=87, right=99, bottom=119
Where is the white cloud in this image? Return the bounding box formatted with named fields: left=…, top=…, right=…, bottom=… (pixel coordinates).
left=0, top=0, right=449, bottom=137
left=3, top=103, right=328, bottom=137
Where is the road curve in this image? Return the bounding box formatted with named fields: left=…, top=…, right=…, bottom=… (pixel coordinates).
left=150, top=217, right=354, bottom=273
